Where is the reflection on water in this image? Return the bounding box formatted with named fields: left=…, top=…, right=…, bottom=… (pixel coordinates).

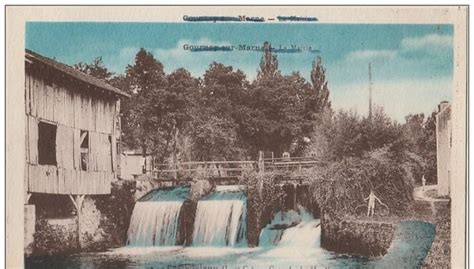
left=26, top=221, right=435, bottom=269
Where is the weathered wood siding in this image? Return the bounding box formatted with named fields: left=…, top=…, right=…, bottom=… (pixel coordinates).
left=25, top=73, right=118, bottom=195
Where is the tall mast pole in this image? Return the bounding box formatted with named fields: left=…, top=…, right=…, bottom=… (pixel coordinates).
left=368, top=62, right=373, bottom=120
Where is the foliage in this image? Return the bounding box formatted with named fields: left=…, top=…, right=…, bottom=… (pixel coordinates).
left=240, top=171, right=286, bottom=214
left=33, top=219, right=78, bottom=256
left=239, top=171, right=286, bottom=246
left=402, top=112, right=438, bottom=184
left=74, top=57, right=113, bottom=82
left=257, top=42, right=280, bottom=79
left=251, top=47, right=329, bottom=156
left=74, top=43, right=335, bottom=162
left=188, top=62, right=251, bottom=160
left=310, top=147, right=414, bottom=216
left=310, top=56, right=331, bottom=113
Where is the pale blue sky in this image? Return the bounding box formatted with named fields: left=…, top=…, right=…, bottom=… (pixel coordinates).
left=26, top=22, right=453, bottom=122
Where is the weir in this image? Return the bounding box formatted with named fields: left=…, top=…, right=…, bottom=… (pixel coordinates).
left=259, top=206, right=320, bottom=248
left=127, top=186, right=190, bottom=246
left=126, top=184, right=317, bottom=248
left=192, top=186, right=247, bottom=247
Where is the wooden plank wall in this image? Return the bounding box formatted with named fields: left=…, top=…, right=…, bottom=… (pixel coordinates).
left=25, top=73, right=118, bottom=195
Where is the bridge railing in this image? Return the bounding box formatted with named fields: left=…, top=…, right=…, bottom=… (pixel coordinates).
left=263, top=157, right=321, bottom=172
left=149, top=156, right=323, bottom=180
left=150, top=160, right=256, bottom=179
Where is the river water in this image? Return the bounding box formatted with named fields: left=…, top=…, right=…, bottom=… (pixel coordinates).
left=26, top=186, right=435, bottom=269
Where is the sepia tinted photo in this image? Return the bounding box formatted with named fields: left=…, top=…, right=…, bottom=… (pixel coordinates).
left=5, top=6, right=468, bottom=269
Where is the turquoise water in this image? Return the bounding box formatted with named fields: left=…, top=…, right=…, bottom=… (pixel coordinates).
left=192, top=187, right=247, bottom=247
left=127, top=186, right=191, bottom=246
left=26, top=221, right=435, bottom=269
left=138, top=186, right=191, bottom=202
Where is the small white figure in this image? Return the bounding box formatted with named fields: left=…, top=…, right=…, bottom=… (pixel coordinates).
left=422, top=175, right=426, bottom=188
left=364, top=190, right=385, bottom=217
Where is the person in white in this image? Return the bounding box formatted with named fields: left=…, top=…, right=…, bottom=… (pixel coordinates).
left=364, top=190, right=386, bottom=217
left=422, top=175, right=426, bottom=189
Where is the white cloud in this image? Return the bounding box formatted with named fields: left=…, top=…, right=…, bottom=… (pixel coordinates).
left=346, top=49, right=397, bottom=61
left=331, top=77, right=452, bottom=122
left=343, top=33, right=453, bottom=63
left=401, top=34, right=452, bottom=51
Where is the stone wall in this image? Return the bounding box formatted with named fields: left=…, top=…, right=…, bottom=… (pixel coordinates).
left=321, top=211, right=395, bottom=257
left=80, top=197, right=107, bottom=249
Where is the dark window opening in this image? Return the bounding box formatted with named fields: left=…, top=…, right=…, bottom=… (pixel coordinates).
left=80, top=130, right=89, bottom=171
left=30, top=194, right=75, bottom=219
left=38, top=121, right=57, bottom=165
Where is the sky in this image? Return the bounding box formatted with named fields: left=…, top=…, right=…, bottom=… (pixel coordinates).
left=26, top=22, right=453, bottom=122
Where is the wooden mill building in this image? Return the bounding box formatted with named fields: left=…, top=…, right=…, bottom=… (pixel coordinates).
left=24, top=49, right=130, bottom=252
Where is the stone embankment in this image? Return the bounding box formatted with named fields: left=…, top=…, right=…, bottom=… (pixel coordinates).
left=320, top=211, right=395, bottom=257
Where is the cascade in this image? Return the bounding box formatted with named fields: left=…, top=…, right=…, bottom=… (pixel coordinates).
left=192, top=186, right=247, bottom=247
left=127, top=186, right=190, bottom=246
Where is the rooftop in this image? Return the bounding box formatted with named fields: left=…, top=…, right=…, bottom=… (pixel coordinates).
left=25, top=49, right=130, bottom=98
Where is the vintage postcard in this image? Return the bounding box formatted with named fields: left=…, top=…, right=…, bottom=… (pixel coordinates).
left=5, top=6, right=468, bottom=268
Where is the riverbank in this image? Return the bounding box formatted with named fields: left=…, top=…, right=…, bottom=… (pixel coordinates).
left=414, top=185, right=451, bottom=268
left=319, top=184, right=450, bottom=264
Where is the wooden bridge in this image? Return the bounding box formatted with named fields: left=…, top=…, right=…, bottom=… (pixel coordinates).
left=147, top=155, right=323, bottom=184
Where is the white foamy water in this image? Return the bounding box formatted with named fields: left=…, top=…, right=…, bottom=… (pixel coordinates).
left=278, top=219, right=321, bottom=248
left=192, top=199, right=247, bottom=246
left=127, top=201, right=183, bottom=246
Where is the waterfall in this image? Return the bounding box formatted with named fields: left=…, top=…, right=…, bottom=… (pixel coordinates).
left=127, top=186, right=190, bottom=247
left=259, top=206, right=320, bottom=248
left=192, top=186, right=247, bottom=247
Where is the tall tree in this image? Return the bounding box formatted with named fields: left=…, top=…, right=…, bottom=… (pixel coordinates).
left=122, top=48, right=168, bottom=160
left=251, top=43, right=324, bottom=156
left=310, top=56, right=331, bottom=113
left=166, top=68, right=199, bottom=164
left=257, top=42, right=280, bottom=79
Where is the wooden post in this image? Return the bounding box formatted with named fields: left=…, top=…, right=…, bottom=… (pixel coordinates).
left=258, top=151, right=264, bottom=174
left=69, top=194, right=85, bottom=249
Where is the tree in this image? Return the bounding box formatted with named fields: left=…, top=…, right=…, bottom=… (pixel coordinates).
left=166, top=68, right=199, bottom=164
left=310, top=56, right=331, bottom=113
left=74, top=57, right=113, bottom=82
left=251, top=43, right=325, bottom=156
left=189, top=113, right=242, bottom=161
left=257, top=42, right=280, bottom=79
left=402, top=112, right=438, bottom=184
left=122, top=48, right=169, bottom=160
left=189, top=62, right=251, bottom=160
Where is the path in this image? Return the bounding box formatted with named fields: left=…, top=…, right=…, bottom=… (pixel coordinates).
left=414, top=185, right=450, bottom=216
